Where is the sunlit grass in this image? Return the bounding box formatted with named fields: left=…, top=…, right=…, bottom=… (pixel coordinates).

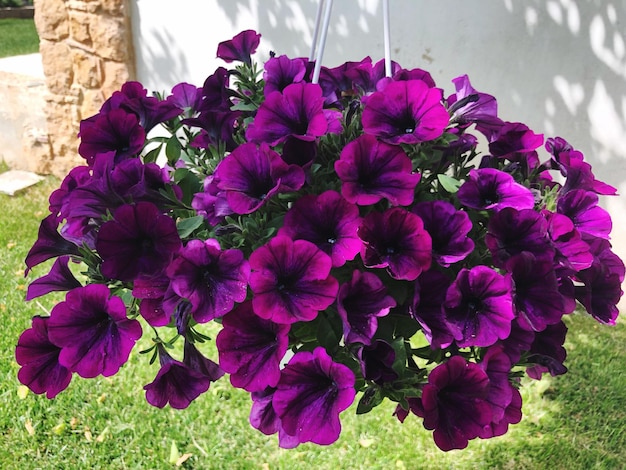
left=1, top=177, right=624, bottom=469
left=0, top=18, right=39, bottom=58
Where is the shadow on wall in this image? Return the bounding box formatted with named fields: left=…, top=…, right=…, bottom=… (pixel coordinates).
left=215, top=0, right=626, bottom=187
left=132, top=0, right=626, bottom=188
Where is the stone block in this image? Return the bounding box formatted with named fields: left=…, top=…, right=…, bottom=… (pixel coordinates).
left=40, top=40, right=74, bottom=94
left=102, top=59, right=131, bottom=98
left=81, top=88, right=106, bottom=119
left=90, top=15, right=131, bottom=62
left=72, top=49, right=102, bottom=89
left=34, top=0, right=69, bottom=41
left=69, top=11, right=92, bottom=45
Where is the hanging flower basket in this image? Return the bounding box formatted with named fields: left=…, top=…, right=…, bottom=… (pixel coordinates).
left=17, top=29, right=624, bottom=451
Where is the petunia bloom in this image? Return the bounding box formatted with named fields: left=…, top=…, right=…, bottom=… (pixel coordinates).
left=166, top=239, right=249, bottom=323
left=246, top=83, right=342, bottom=145
left=335, top=134, right=421, bottom=206
left=556, top=189, right=612, bottom=240
left=96, top=202, right=182, bottom=282
left=457, top=168, right=535, bottom=212
left=216, top=29, right=261, bottom=65
left=412, top=200, right=474, bottom=266
left=273, top=347, right=356, bottom=446
left=507, top=252, right=570, bottom=332
left=485, top=207, right=554, bottom=269
left=447, top=74, right=501, bottom=129
left=358, top=208, right=432, bottom=281
left=78, top=108, right=146, bottom=166
left=263, top=55, right=308, bottom=95
left=26, top=256, right=81, bottom=301
left=216, top=301, right=289, bottom=392
left=526, top=321, right=568, bottom=380
left=410, top=269, right=454, bottom=349
left=215, top=142, right=305, bottom=214
left=47, top=284, right=142, bottom=378
left=25, top=214, right=81, bottom=275
left=362, top=79, right=449, bottom=144
left=249, top=236, right=338, bottom=324
left=144, top=345, right=211, bottom=409
left=249, top=387, right=300, bottom=449
left=337, top=270, right=396, bottom=345
left=15, top=316, right=73, bottom=399
left=443, top=266, right=514, bottom=347
left=416, top=355, right=492, bottom=451
left=278, top=190, right=361, bottom=267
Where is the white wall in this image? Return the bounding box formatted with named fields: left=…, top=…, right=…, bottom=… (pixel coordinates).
left=132, top=0, right=626, bottom=286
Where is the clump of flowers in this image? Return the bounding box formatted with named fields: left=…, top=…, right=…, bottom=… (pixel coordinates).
left=17, top=30, right=624, bottom=451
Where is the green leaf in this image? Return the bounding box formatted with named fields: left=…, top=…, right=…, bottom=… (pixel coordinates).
left=143, top=144, right=162, bottom=164
left=316, top=311, right=343, bottom=353
left=437, top=174, right=463, bottom=193
left=177, top=216, right=205, bottom=239
left=165, top=135, right=182, bottom=164
left=231, top=101, right=258, bottom=112
left=357, top=386, right=384, bottom=414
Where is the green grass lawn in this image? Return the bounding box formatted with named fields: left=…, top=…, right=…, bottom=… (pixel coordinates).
left=1, top=177, right=625, bottom=469
left=0, top=18, right=39, bottom=58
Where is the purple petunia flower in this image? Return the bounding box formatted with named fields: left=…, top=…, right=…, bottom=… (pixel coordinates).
left=478, top=345, right=522, bottom=439
left=278, top=190, right=361, bottom=267
left=166, top=82, right=202, bottom=115
left=556, top=189, right=612, bottom=240
left=358, top=208, right=432, bottom=281
left=96, top=202, right=182, bottom=282
left=144, top=345, right=211, bottom=409
left=335, top=134, right=420, bottom=206
left=575, top=238, right=624, bottom=325
left=485, top=207, right=554, bottom=269
left=246, top=83, right=342, bottom=145
left=273, top=347, right=356, bottom=446
left=15, top=316, right=73, bottom=399
left=166, top=239, right=249, bottom=323
left=249, top=236, right=338, bottom=324
left=443, top=266, right=514, bottom=347
left=507, top=252, right=570, bottom=332
left=526, top=321, right=568, bottom=380
left=457, top=168, right=535, bottom=212
left=68, top=156, right=180, bottom=223
left=25, top=214, right=81, bottom=275
left=263, top=55, right=308, bottom=95
left=416, top=355, right=492, bottom=451
left=131, top=275, right=172, bottom=327
left=544, top=210, right=593, bottom=274
left=555, top=150, right=617, bottom=196
left=216, top=301, right=289, bottom=392
left=412, top=200, right=474, bottom=266
left=215, top=143, right=305, bottom=214
left=183, top=340, right=225, bottom=383
left=362, top=80, right=449, bottom=144
left=78, top=108, right=146, bottom=166
left=249, top=387, right=300, bottom=449
left=410, top=269, right=454, bottom=349
left=26, top=256, right=81, bottom=301
left=357, top=340, right=399, bottom=384
left=47, top=284, right=142, bottom=378
left=102, top=81, right=183, bottom=132
left=216, top=29, right=261, bottom=65
left=337, top=270, right=396, bottom=345
left=488, top=121, right=543, bottom=162
left=447, top=74, right=502, bottom=129
left=344, top=57, right=399, bottom=96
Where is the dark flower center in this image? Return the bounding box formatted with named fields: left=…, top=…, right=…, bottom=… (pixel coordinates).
left=482, top=190, right=500, bottom=206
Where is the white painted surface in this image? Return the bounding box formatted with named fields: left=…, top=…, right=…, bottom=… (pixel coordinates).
left=132, top=0, right=626, bottom=298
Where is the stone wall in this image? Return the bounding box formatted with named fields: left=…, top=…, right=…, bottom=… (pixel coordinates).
left=34, top=0, right=135, bottom=176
